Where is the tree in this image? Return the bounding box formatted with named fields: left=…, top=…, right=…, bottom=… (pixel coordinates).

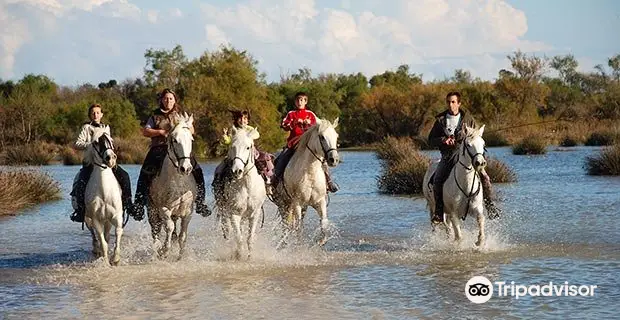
left=550, top=54, right=579, bottom=86
left=369, top=64, right=422, bottom=90
left=144, top=44, right=187, bottom=90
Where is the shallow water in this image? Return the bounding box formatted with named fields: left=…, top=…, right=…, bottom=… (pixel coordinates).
left=1, top=147, right=619, bottom=319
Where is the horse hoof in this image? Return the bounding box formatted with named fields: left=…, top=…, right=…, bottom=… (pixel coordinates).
left=111, top=259, right=120, bottom=266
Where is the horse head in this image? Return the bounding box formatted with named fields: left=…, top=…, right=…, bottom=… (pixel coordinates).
left=307, top=117, right=340, bottom=167
left=461, top=124, right=486, bottom=172
left=90, top=127, right=116, bottom=168
left=229, top=126, right=260, bottom=179
left=168, top=112, right=195, bottom=175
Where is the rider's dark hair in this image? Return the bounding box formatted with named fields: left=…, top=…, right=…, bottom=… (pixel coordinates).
left=294, top=91, right=308, bottom=99
left=446, top=91, right=461, bottom=103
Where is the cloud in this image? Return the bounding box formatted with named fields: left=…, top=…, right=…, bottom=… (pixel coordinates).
left=198, top=0, right=551, bottom=81
left=2, top=0, right=559, bottom=84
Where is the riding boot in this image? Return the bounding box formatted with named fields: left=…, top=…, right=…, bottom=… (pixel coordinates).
left=432, top=184, right=444, bottom=224
left=481, top=170, right=501, bottom=219
left=131, top=146, right=166, bottom=221
left=112, top=165, right=133, bottom=217
left=70, top=165, right=93, bottom=223
left=130, top=169, right=151, bottom=221
left=323, top=164, right=339, bottom=193
left=191, top=164, right=212, bottom=217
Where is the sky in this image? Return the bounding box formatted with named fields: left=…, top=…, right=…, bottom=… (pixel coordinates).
left=1, top=0, right=619, bottom=86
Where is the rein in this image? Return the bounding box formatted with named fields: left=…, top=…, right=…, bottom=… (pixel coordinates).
left=453, top=139, right=483, bottom=219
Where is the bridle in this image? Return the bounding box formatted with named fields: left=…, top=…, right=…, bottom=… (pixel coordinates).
left=231, top=142, right=255, bottom=176
left=92, top=134, right=114, bottom=169
left=307, top=132, right=337, bottom=163
left=167, top=125, right=192, bottom=169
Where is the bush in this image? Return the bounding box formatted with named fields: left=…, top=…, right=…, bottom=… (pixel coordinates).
left=483, top=130, right=510, bottom=147
left=376, top=136, right=430, bottom=195
left=512, top=135, right=547, bottom=155
left=485, top=157, right=517, bottom=183
left=559, top=135, right=579, bottom=147
left=0, top=169, right=62, bottom=215
left=115, top=137, right=149, bottom=164
left=1, top=142, right=57, bottom=165
left=585, top=144, right=620, bottom=175
left=61, top=145, right=83, bottom=165
left=585, top=131, right=618, bottom=146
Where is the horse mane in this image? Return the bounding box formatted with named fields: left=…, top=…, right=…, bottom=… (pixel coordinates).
left=297, top=118, right=332, bottom=148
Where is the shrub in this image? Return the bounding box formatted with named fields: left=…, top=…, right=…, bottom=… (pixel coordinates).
left=585, top=131, right=618, bottom=146
left=376, top=136, right=430, bottom=195
left=512, top=135, right=547, bottom=155
left=61, top=145, right=83, bottom=165
left=0, top=169, right=62, bottom=215
left=585, top=144, right=620, bottom=175
left=1, top=142, right=57, bottom=165
left=485, top=157, right=517, bottom=183
left=559, top=135, right=579, bottom=147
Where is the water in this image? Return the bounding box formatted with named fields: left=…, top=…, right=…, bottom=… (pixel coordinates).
left=1, top=147, right=619, bottom=319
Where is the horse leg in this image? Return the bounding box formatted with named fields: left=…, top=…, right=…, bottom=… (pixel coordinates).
left=93, top=219, right=109, bottom=265
left=178, top=213, right=192, bottom=257
left=112, top=216, right=123, bottom=266
left=450, top=213, right=463, bottom=244
left=475, top=206, right=486, bottom=247
left=316, top=200, right=329, bottom=247
left=247, top=208, right=260, bottom=258
left=87, top=222, right=100, bottom=257
left=158, top=210, right=174, bottom=258
left=231, top=214, right=243, bottom=260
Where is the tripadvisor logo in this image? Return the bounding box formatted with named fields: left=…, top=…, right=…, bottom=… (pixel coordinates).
left=465, top=276, right=493, bottom=304
left=465, top=276, right=598, bottom=303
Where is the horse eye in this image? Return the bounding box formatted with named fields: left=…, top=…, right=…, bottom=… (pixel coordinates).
left=247, top=147, right=250, bottom=150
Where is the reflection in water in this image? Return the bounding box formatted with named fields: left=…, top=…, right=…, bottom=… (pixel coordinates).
left=1, top=148, right=620, bottom=319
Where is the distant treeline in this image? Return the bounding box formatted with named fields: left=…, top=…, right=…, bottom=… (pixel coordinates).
left=1, top=45, right=619, bottom=158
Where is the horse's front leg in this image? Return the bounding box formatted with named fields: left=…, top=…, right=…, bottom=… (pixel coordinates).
left=450, top=212, right=463, bottom=244
left=93, top=219, right=110, bottom=265
left=87, top=221, right=101, bottom=257
left=158, top=208, right=174, bottom=258
left=231, top=214, right=243, bottom=260
left=247, top=206, right=261, bottom=258
left=474, top=203, right=486, bottom=247
left=178, top=209, right=192, bottom=257
left=315, top=199, right=329, bottom=247
left=112, top=214, right=123, bottom=266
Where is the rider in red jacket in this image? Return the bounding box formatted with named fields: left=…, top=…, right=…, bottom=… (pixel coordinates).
left=273, top=91, right=338, bottom=192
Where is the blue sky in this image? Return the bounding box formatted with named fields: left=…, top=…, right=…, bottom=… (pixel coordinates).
left=1, top=0, right=618, bottom=86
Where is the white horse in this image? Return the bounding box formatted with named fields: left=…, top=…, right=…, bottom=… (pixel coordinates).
left=272, top=118, right=340, bottom=246
left=83, top=127, right=124, bottom=265
left=147, top=112, right=197, bottom=258
left=422, top=124, right=487, bottom=247
left=214, top=126, right=266, bottom=259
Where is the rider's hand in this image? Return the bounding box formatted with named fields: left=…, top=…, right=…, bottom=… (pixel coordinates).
left=160, top=129, right=169, bottom=137
left=223, top=128, right=228, bottom=135
left=444, top=136, right=455, bottom=146
left=303, top=118, right=311, bottom=124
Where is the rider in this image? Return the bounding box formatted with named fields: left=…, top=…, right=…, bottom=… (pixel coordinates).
left=272, top=91, right=339, bottom=193
left=130, top=88, right=211, bottom=220
left=212, top=110, right=274, bottom=196
left=70, top=103, right=133, bottom=223
left=427, top=91, right=501, bottom=224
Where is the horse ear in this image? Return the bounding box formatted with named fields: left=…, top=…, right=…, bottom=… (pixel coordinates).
left=478, top=124, right=485, bottom=136
left=231, top=126, right=238, bottom=135
left=333, top=117, right=339, bottom=128
left=248, top=127, right=260, bottom=140
left=188, top=114, right=194, bottom=126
